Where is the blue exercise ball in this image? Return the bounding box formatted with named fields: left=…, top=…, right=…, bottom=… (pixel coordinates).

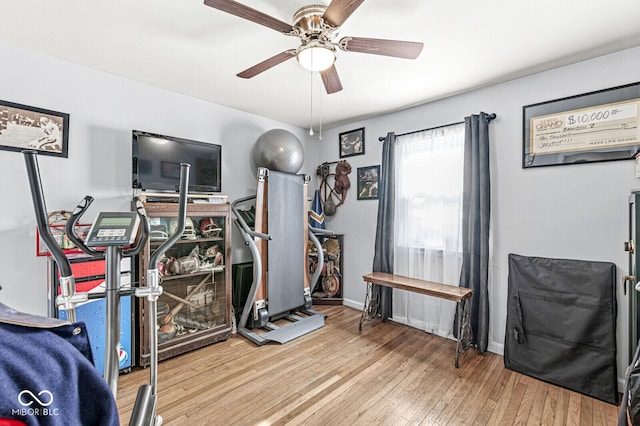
left=253, top=129, right=304, bottom=173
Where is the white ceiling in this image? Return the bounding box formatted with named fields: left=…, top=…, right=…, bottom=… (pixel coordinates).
left=2, top=1, right=640, bottom=130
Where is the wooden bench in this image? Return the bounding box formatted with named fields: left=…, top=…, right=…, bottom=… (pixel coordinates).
left=360, top=272, right=473, bottom=368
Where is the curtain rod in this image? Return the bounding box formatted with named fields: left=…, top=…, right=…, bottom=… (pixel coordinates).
left=378, top=112, right=497, bottom=141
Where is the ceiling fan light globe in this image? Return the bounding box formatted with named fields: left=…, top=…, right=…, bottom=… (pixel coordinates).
left=297, top=45, right=336, bottom=72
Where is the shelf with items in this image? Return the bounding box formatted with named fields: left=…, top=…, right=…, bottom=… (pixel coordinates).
left=136, top=201, right=232, bottom=367
left=309, top=233, right=343, bottom=305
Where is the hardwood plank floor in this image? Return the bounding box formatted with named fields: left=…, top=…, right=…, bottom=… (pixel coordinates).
left=116, top=305, right=620, bottom=425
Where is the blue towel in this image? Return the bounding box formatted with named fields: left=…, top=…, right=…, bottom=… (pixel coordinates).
left=309, top=189, right=325, bottom=229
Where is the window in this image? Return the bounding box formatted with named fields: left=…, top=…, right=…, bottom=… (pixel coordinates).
left=395, top=124, right=465, bottom=252
left=392, top=122, right=466, bottom=334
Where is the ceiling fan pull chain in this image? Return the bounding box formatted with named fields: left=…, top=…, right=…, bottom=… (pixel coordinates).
left=318, top=76, right=323, bottom=140
left=309, top=70, right=314, bottom=135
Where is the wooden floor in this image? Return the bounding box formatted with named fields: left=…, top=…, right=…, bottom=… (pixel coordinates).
left=116, top=305, right=620, bottom=425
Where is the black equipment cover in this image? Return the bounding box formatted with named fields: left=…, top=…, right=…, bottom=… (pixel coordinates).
left=505, top=253, right=618, bottom=404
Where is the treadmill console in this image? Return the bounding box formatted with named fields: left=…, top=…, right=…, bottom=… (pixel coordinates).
left=86, top=212, right=140, bottom=247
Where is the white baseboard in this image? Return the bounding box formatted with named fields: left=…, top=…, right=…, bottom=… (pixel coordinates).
left=342, top=298, right=363, bottom=311
left=488, top=341, right=504, bottom=355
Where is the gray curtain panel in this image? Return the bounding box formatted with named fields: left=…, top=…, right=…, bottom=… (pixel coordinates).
left=459, top=112, right=491, bottom=352
left=371, top=132, right=396, bottom=319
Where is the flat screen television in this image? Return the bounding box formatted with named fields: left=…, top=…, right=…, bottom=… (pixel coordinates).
left=132, top=130, right=222, bottom=194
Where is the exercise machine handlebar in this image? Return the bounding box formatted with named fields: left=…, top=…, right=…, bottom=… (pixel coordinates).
left=23, top=151, right=73, bottom=279
left=23, top=150, right=82, bottom=322
left=129, top=162, right=190, bottom=426
left=124, top=197, right=151, bottom=257
left=149, top=163, right=190, bottom=268
left=65, top=195, right=99, bottom=257
left=66, top=195, right=151, bottom=258
left=309, top=225, right=334, bottom=236
left=231, top=195, right=271, bottom=241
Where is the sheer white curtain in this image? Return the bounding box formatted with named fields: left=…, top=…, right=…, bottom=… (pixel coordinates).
left=392, top=123, right=465, bottom=338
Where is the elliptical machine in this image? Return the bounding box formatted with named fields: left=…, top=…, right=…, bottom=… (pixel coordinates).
left=23, top=150, right=190, bottom=425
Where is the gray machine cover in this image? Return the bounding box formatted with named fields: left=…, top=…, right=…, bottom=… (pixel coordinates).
left=504, top=253, right=618, bottom=404
left=266, top=170, right=306, bottom=316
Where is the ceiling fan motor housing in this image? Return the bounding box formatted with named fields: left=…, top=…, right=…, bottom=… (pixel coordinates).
left=293, top=5, right=336, bottom=43
left=293, top=5, right=338, bottom=71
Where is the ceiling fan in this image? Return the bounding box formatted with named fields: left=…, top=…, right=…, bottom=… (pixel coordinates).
left=203, top=0, right=424, bottom=94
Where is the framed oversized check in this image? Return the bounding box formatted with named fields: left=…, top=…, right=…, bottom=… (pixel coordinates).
left=523, top=82, right=640, bottom=168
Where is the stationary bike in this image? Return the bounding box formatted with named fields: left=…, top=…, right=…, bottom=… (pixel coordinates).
left=24, top=150, right=190, bottom=425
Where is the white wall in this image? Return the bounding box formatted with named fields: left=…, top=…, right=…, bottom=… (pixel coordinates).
left=317, top=46, right=640, bottom=384
left=0, top=41, right=318, bottom=316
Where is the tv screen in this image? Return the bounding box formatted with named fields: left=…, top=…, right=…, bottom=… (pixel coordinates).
left=132, top=130, right=221, bottom=193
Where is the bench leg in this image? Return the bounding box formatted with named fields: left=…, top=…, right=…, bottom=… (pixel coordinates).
left=455, top=299, right=472, bottom=368
left=455, top=301, right=462, bottom=368
left=359, top=282, right=372, bottom=332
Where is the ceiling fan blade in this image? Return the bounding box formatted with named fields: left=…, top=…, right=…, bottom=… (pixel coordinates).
left=237, top=50, right=296, bottom=79
left=203, top=0, right=294, bottom=34
left=339, top=36, right=423, bottom=59
left=320, top=65, right=343, bottom=94
left=323, top=0, right=365, bottom=27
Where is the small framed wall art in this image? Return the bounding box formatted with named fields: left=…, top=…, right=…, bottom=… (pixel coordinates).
left=339, top=127, right=365, bottom=158
left=357, top=165, right=380, bottom=200
left=0, top=99, right=69, bottom=158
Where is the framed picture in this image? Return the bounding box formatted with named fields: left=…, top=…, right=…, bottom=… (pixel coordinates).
left=0, top=99, right=69, bottom=158
left=357, top=165, right=380, bottom=200
left=523, top=81, right=640, bottom=168
left=339, top=127, right=365, bottom=158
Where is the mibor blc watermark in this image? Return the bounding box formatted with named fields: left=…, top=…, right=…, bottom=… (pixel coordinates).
left=11, top=389, right=60, bottom=418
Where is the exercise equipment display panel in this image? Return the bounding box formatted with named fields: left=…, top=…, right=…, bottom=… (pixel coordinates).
left=86, top=212, right=140, bottom=247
